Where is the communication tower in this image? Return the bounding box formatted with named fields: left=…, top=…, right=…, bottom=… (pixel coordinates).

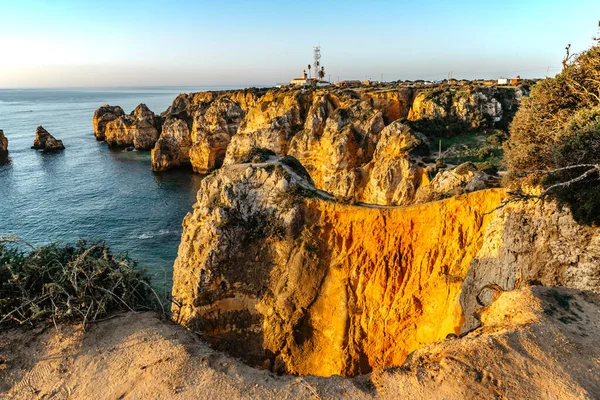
left=313, top=46, right=321, bottom=80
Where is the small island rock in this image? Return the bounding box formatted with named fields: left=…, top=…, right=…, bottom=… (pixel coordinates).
left=32, top=126, right=65, bottom=151
left=0, top=129, right=8, bottom=163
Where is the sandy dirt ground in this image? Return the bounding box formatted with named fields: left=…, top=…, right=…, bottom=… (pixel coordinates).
left=1, top=286, right=599, bottom=399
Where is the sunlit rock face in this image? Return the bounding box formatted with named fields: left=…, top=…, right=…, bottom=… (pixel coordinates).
left=407, top=86, right=522, bottom=131
left=149, top=85, right=518, bottom=204
left=104, top=104, right=162, bottom=150
left=189, top=98, right=245, bottom=174
left=92, top=105, right=125, bottom=141
left=460, top=199, right=600, bottom=332
left=223, top=90, right=313, bottom=164
left=414, top=162, right=501, bottom=203
left=0, top=129, right=8, bottom=162
left=150, top=90, right=264, bottom=171
left=172, top=157, right=600, bottom=377
left=31, top=126, right=65, bottom=151
left=171, top=158, right=505, bottom=377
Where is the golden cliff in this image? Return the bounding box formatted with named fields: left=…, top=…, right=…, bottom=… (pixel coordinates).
left=93, top=84, right=520, bottom=206
left=171, top=157, right=600, bottom=377
left=103, top=104, right=163, bottom=150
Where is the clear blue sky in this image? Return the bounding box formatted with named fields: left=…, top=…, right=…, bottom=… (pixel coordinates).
left=1, top=0, right=599, bottom=87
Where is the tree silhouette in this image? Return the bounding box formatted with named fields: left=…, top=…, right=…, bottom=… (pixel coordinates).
left=318, top=66, right=326, bottom=81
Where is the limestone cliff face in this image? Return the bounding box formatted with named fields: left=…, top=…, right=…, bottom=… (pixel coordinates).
left=172, top=158, right=505, bottom=377
left=104, top=104, right=162, bottom=150
left=32, top=126, right=64, bottom=151
left=92, top=105, right=125, bottom=141
left=172, top=158, right=600, bottom=377
left=150, top=85, right=518, bottom=205
left=223, top=90, right=312, bottom=164
left=460, top=199, right=600, bottom=331
left=414, top=162, right=500, bottom=204
left=189, top=98, right=245, bottom=174
left=151, top=90, right=264, bottom=171
left=407, top=86, right=522, bottom=131
left=0, top=129, right=8, bottom=162
left=152, top=117, right=192, bottom=171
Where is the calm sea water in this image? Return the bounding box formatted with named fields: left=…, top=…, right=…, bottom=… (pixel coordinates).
left=0, top=86, right=245, bottom=287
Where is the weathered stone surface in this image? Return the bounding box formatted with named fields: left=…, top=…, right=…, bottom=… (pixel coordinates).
left=460, top=198, right=600, bottom=331
left=359, top=121, right=430, bottom=205
left=92, top=105, right=125, bottom=141
left=172, top=156, right=600, bottom=378
left=151, top=117, right=191, bottom=171
left=223, top=90, right=312, bottom=164
left=189, top=98, right=245, bottom=174
left=172, top=158, right=505, bottom=377
left=407, top=87, right=521, bottom=130
left=288, top=98, right=386, bottom=202
left=414, top=162, right=500, bottom=203
left=150, top=89, right=264, bottom=172
left=104, top=104, right=162, bottom=150
left=31, top=126, right=64, bottom=151
left=0, top=129, right=8, bottom=163
left=5, top=286, right=600, bottom=398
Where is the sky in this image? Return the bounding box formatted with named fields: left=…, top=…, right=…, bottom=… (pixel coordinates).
left=1, top=0, right=599, bottom=88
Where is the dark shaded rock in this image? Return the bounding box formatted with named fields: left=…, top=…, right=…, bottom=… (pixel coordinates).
left=0, top=129, right=8, bottom=163
left=32, top=126, right=65, bottom=151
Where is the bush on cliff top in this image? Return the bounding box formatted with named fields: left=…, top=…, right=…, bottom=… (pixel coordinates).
left=0, top=237, right=162, bottom=329
left=504, top=43, right=600, bottom=225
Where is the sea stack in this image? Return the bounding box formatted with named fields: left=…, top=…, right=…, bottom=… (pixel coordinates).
left=32, top=126, right=65, bottom=151
left=92, top=104, right=125, bottom=141
left=0, top=129, right=8, bottom=163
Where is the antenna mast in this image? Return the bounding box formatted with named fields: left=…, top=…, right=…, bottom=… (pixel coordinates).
left=313, top=46, right=321, bottom=81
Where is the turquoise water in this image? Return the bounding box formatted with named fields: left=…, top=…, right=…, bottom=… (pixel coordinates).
left=0, top=87, right=243, bottom=287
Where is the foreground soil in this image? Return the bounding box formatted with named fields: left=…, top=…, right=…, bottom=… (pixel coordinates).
left=1, top=286, right=599, bottom=399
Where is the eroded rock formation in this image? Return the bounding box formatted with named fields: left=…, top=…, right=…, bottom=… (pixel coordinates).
left=0, top=129, right=8, bottom=163
left=171, top=158, right=505, bottom=376
left=407, top=86, right=523, bottom=133
left=32, top=126, right=65, bottom=151
left=92, top=105, right=125, bottom=141
left=142, top=84, right=519, bottom=205
left=151, top=89, right=264, bottom=171
left=172, top=157, right=600, bottom=378
left=4, top=286, right=600, bottom=398
left=104, top=104, right=162, bottom=150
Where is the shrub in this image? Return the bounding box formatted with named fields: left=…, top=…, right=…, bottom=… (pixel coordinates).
left=504, top=43, right=600, bottom=225
left=0, top=238, right=161, bottom=329
left=241, top=147, right=277, bottom=163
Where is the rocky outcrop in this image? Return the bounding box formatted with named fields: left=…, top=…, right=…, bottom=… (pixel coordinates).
left=0, top=129, right=8, bottom=163
left=5, top=286, right=600, bottom=398
left=92, top=105, right=125, bottom=141
left=172, top=157, right=600, bottom=378
left=31, top=126, right=64, bottom=151
left=189, top=98, right=245, bottom=173
left=407, top=86, right=522, bottom=133
left=172, top=158, right=505, bottom=376
left=103, top=104, right=162, bottom=150
left=151, top=89, right=264, bottom=171
left=223, top=90, right=312, bottom=164
left=414, top=162, right=501, bottom=203
left=147, top=85, right=519, bottom=205
left=460, top=198, right=600, bottom=331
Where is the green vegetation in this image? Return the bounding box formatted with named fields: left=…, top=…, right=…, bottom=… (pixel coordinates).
left=0, top=237, right=162, bottom=329
left=428, top=131, right=504, bottom=167
left=504, top=43, right=600, bottom=225
left=241, top=147, right=277, bottom=163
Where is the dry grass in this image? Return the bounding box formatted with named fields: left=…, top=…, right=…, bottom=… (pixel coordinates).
left=0, top=236, right=163, bottom=330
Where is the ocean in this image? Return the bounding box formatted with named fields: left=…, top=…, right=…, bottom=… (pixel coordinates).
left=0, top=86, right=245, bottom=288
